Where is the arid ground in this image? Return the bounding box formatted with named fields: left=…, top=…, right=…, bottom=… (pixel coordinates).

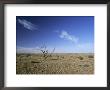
left=16, top=53, right=94, bottom=74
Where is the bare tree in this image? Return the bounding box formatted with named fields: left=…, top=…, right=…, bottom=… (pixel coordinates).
left=37, top=44, right=55, bottom=60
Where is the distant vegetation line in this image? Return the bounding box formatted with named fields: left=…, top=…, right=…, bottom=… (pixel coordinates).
left=16, top=52, right=94, bottom=54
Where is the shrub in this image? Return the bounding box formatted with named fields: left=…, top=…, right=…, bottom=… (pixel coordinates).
left=37, top=44, right=55, bottom=60
left=78, top=56, right=83, bottom=60
left=31, top=61, right=40, bottom=63
left=88, top=55, right=94, bottom=58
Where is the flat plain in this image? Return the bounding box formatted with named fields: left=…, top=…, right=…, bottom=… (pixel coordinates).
left=16, top=53, right=94, bottom=74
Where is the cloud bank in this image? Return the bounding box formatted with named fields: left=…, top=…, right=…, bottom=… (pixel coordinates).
left=17, top=42, right=94, bottom=54
left=16, top=46, right=39, bottom=53
left=17, top=46, right=55, bottom=54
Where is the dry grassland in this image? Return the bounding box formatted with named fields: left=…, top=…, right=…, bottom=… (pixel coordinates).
left=16, top=53, right=94, bottom=74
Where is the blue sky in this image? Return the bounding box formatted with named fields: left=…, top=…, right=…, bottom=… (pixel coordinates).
left=16, top=16, right=94, bottom=53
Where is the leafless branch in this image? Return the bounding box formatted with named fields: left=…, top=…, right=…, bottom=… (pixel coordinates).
left=37, top=44, right=55, bottom=60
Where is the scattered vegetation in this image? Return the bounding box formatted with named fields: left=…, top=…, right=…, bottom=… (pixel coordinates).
left=78, top=56, right=83, bottom=60
left=31, top=61, right=41, bottom=63
left=88, top=55, right=94, bottom=58
left=16, top=53, right=94, bottom=74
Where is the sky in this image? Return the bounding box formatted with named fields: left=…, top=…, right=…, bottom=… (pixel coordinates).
left=16, top=16, right=94, bottom=53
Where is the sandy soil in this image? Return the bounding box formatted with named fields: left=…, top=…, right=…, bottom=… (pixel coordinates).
left=16, top=53, right=94, bottom=74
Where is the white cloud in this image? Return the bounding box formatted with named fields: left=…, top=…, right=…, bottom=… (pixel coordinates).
left=18, top=19, right=37, bottom=31
left=54, top=30, right=94, bottom=53
left=17, top=42, right=94, bottom=53
left=16, top=46, right=40, bottom=53
left=73, top=43, right=94, bottom=53
left=52, top=43, right=94, bottom=53
left=16, top=46, right=55, bottom=54
left=59, top=30, right=78, bottom=43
